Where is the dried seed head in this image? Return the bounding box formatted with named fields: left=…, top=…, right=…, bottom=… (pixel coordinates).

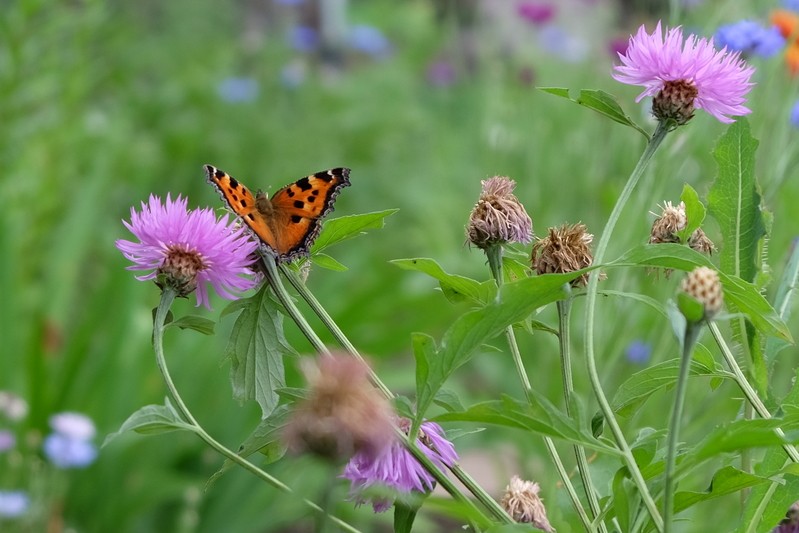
left=500, top=476, right=555, bottom=532
left=531, top=223, right=597, bottom=287
left=283, top=354, right=394, bottom=463
left=649, top=201, right=687, bottom=244
left=687, top=227, right=715, bottom=255
left=467, top=177, right=533, bottom=249
left=652, top=79, right=699, bottom=126
left=681, top=266, right=723, bottom=319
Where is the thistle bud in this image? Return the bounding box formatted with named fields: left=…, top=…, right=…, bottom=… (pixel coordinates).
left=500, top=476, right=555, bottom=532
left=680, top=266, right=723, bottom=320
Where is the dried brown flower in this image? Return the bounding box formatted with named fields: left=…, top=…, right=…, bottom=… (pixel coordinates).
left=681, top=266, right=723, bottom=319
left=531, top=223, right=597, bottom=287
left=500, top=476, right=555, bottom=532
left=283, top=354, right=394, bottom=462
left=467, top=177, right=533, bottom=249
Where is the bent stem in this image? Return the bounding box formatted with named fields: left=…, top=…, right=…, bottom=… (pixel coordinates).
left=709, top=322, right=799, bottom=463
left=558, top=298, right=608, bottom=533
left=275, top=262, right=509, bottom=523
left=663, top=322, right=701, bottom=532
left=153, top=287, right=362, bottom=533
left=487, top=245, right=595, bottom=530
left=584, top=120, right=670, bottom=531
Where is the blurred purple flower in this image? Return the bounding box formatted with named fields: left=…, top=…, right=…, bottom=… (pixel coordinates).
left=342, top=419, right=458, bottom=513
left=43, top=433, right=98, bottom=468
left=517, top=2, right=555, bottom=26
left=49, top=412, right=96, bottom=441
left=0, top=392, right=28, bottom=421
left=217, top=77, right=259, bottom=103
left=0, top=430, right=15, bottom=452
left=116, top=194, right=259, bottom=309
left=538, top=25, right=588, bottom=62
left=0, top=491, right=29, bottom=518
left=790, top=100, right=799, bottom=127
left=349, top=25, right=391, bottom=58
left=626, top=340, right=652, bottom=364
left=715, top=21, right=786, bottom=58
left=289, top=25, right=319, bottom=52
left=427, top=60, right=457, bottom=87
left=608, top=37, right=629, bottom=58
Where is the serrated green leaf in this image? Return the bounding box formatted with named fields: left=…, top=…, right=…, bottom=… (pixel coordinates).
left=674, top=466, right=770, bottom=513
left=719, top=273, right=793, bottom=342
left=310, top=252, right=348, bottom=271
left=539, top=87, right=650, bottom=139
left=502, top=256, right=531, bottom=282
left=166, top=315, right=216, bottom=335
left=433, top=389, right=465, bottom=412
left=226, top=284, right=293, bottom=418
left=434, top=395, right=619, bottom=454
left=678, top=183, right=706, bottom=242
left=392, top=258, right=495, bottom=305
left=103, top=398, right=194, bottom=446
left=312, top=209, right=398, bottom=252
left=611, top=357, right=729, bottom=418
left=692, top=418, right=799, bottom=465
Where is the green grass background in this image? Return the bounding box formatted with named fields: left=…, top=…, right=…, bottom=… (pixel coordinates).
left=1, top=0, right=798, bottom=531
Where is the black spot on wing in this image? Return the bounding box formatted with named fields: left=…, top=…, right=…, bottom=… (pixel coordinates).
left=240, top=199, right=247, bottom=208
left=229, top=177, right=239, bottom=189
left=296, top=177, right=312, bottom=191
left=307, top=196, right=316, bottom=203
left=290, top=215, right=302, bottom=224
left=247, top=213, right=256, bottom=221
left=287, top=189, right=295, bottom=197
left=293, top=200, right=304, bottom=209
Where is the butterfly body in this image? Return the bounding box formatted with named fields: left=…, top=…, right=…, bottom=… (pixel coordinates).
left=205, top=164, right=351, bottom=263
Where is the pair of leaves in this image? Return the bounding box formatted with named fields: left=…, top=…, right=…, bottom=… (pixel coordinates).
left=310, top=209, right=398, bottom=271
left=540, top=87, right=650, bottom=140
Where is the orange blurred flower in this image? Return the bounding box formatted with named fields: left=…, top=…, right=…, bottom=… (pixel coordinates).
left=771, top=9, right=799, bottom=39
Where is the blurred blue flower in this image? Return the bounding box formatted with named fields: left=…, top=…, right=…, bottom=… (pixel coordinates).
left=289, top=25, right=319, bottom=52
left=538, top=25, right=588, bottom=62
left=714, top=21, right=786, bottom=58
left=349, top=25, right=391, bottom=58
left=791, top=100, right=799, bottom=127
left=216, top=77, right=259, bottom=103
left=280, top=60, right=307, bottom=89
left=784, top=0, right=799, bottom=12
left=626, top=340, right=652, bottom=364
left=275, top=0, right=304, bottom=5
left=49, top=412, right=96, bottom=441
left=0, top=430, right=15, bottom=452
left=0, top=491, right=29, bottom=518
left=43, top=433, right=98, bottom=468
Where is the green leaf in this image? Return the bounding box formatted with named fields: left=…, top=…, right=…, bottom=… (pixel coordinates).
left=225, top=284, right=293, bottom=419
left=103, top=398, right=194, bottom=446
left=766, top=242, right=799, bottom=368
left=414, top=272, right=580, bottom=423
left=678, top=183, right=706, bottom=243
left=539, top=87, right=650, bottom=139
left=310, top=252, right=348, bottom=271
left=614, top=243, right=713, bottom=271
left=677, top=293, right=705, bottom=323
left=611, top=357, right=728, bottom=418
left=312, top=209, right=398, bottom=252
left=433, top=389, right=465, bottom=412
left=707, top=118, right=764, bottom=283
left=393, top=502, right=419, bottom=533
left=691, top=417, right=799, bottom=466
left=166, top=315, right=216, bottom=335
left=674, top=466, right=771, bottom=513
left=392, top=258, right=495, bottom=305
left=718, top=273, right=793, bottom=342
left=434, top=395, right=619, bottom=455
left=206, top=405, right=290, bottom=489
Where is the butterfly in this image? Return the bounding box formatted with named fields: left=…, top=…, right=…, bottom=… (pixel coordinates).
left=205, top=164, right=351, bottom=263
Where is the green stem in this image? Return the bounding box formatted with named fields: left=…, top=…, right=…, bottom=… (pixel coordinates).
left=558, top=298, right=607, bottom=533
left=663, top=322, right=701, bottom=532
left=153, top=288, right=361, bottom=533
left=275, top=262, right=503, bottom=523
left=584, top=120, right=670, bottom=531
left=488, top=245, right=594, bottom=530
left=709, top=322, right=799, bottom=463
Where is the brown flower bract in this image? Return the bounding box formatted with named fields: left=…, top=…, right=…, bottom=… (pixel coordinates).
left=531, top=223, right=596, bottom=287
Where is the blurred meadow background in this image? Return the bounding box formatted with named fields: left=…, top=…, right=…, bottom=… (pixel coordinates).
left=2, top=0, right=799, bottom=531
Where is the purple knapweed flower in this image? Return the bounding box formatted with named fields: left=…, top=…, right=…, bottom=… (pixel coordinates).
left=348, top=25, right=391, bottom=58
left=791, top=100, right=799, bottom=127
left=517, top=2, right=555, bottom=26
left=217, top=77, right=259, bottom=103
left=626, top=340, right=652, bottom=364
left=342, top=419, right=458, bottom=513
left=0, top=491, right=29, bottom=518
left=613, top=22, right=755, bottom=124
left=289, top=25, right=319, bottom=52
left=116, top=194, right=259, bottom=309
left=715, top=21, right=786, bottom=58
left=0, top=431, right=15, bottom=452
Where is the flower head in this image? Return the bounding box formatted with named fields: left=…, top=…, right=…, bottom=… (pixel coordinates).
left=283, top=354, right=394, bottom=462
left=0, top=491, right=29, bottom=518
left=116, top=194, right=259, bottom=309
left=348, top=25, right=391, bottom=58
left=517, top=2, right=555, bottom=26
left=342, top=418, right=458, bottom=513
left=467, top=177, right=533, bottom=249
left=626, top=340, right=652, bottom=364
left=0, top=430, right=15, bottom=452
left=500, top=476, right=554, bottom=531
left=681, top=266, right=723, bottom=320
left=531, top=223, right=597, bottom=287
left=649, top=201, right=715, bottom=254
left=715, top=21, right=786, bottom=58
left=772, top=500, right=799, bottom=532
left=49, top=412, right=96, bottom=441
left=43, top=411, right=98, bottom=469
left=613, top=22, right=755, bottom=124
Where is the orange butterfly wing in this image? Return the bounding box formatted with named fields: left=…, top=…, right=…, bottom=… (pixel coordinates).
left=205, top=164, right=351, bottom=262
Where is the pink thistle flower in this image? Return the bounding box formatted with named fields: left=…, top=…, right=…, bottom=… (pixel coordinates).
left=342, top=419, right=458, bottom=513
left=116, top=194, right=259, bottom=308
left=613, top=22, right=755, bottom=124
